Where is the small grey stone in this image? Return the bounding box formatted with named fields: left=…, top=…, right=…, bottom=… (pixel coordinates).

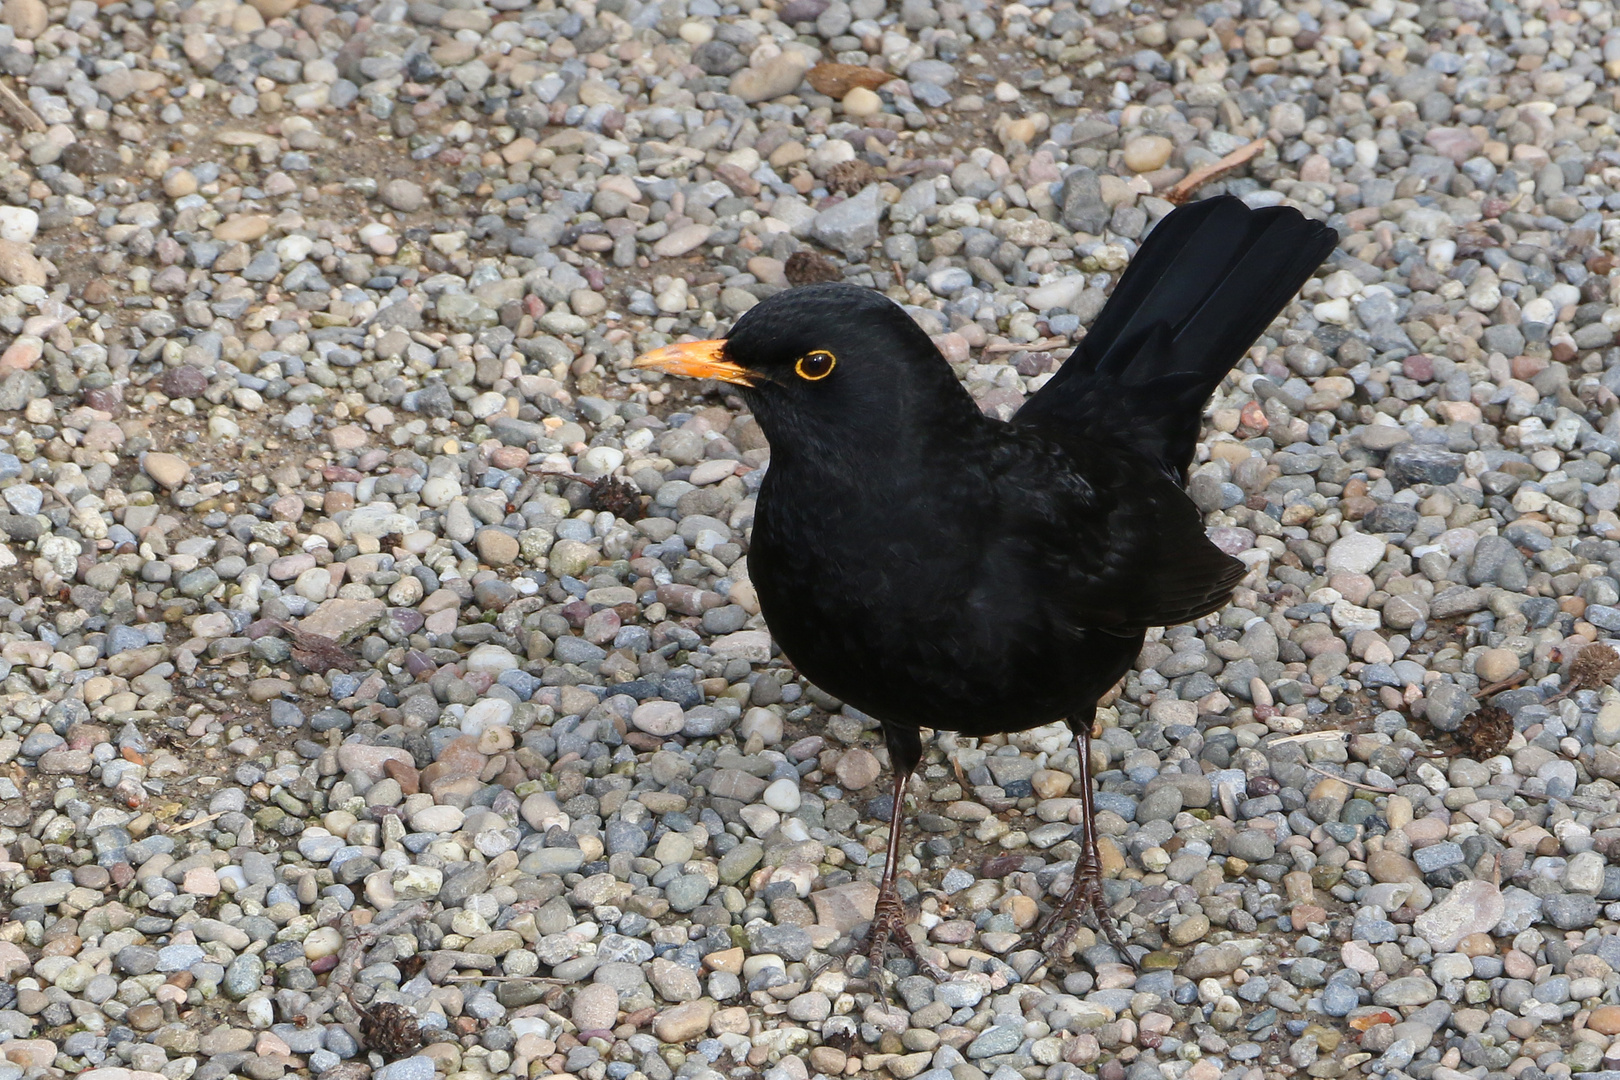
left=380, top=180, right=425, bottom=213
left=1373, top=975, right=1437, bottom=1007
left=224, top=954, right=264, bottom=1000
left=811, top=185, right=882, bottom=255
left=1412, top=843, right=1464, bottom=873
left=1385, top=444, right=1464, bottom=487
left=1544, top=893, right=1599, bottom=930
left=665, top=874, right=709, bottom=913
left=966, top=1025, right=1023, bottom=1059
left=1057, top=166, right=1107, bottom=233
left=1229, top=830, right=1275, bottom=862
left=156, top=944, right=206, bottom=971
left=1321, top=980, right=1359, bottom=1016
left=1423, top=683, right=1477, bottom=733
left=745, top=924, right=812, bottom=961
left=375, top=1057, right=435, bottom=1080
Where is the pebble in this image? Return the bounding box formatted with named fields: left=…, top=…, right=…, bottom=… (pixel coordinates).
left=0, top=239, right=46, bottom=287
left=141, top=453, right=190, bottom=489
left=2, top=0, right=46, bottom=39
left=1122, top=135, right=1173, bottom=173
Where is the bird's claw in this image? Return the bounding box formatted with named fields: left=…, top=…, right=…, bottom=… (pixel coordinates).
left=1023, top=868, right=1138, bottom=969
left=860, top=888, right=947, bottom=993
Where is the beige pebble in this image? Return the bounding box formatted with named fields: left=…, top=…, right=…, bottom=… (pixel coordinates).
left=248, top=0, right=303, bottom=17
left=500, top=137, right=537, bottom=165
left=1367, top=849, right=1422, bottom=884
left=1000, top=116, right=1039, bottom=147
left=1137, top=20, right=1168, bottom=46
left=842, top=87, right=882, bottom=117
left=182, top=867, right=220, bottom=896
left=1403, top=815, right=1447, bottom=846
left=0, top=336, right=42, bottom=371
left=1475, top=648, right=1520, bottom=683
left=768, top=141, right=807, bottom=168
left=303, top=926, right=343, bottom=960
left=0, top=239, right=46, bottom=287
left=2, top=0, right=47, bottom=39
left=142, top=452, right=191, bottom=489
left=213, top=215, right=271, bottom=242
left=1168, top=913, right=1210, bottom=945
left=834, top=747, right=881, bottom=790
left=476, top=530, right=520, bottom=567
left=999, top=892, right=1040, bottom=930
left=729, top=54, right=810, bottom=105
left=1384, top=794, right=1412, bottom=830
left=163, top=170, right=198, bottom=198
left=1031, top=768, right=1071, bottom=800
left=653, top=1000, right=716, bottom=1043
left=1123, top=134, right=1174, bottom=173
left=1097, top=835, right=1124, bottom=877
left=1503, top=949, right=1535, bottom=980
left=1310, top=775, right=1350, bottom=806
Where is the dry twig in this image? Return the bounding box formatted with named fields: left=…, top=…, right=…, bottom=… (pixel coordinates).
left=0, top=81, right=45, bottom=133
left=1477, top=670, right=1529, bottom=696
left=1302, top=761, right=1396, bottom=794
left=1268, top=729, right=1349, bottom=745
left=981, top=337, right=1071, bottom=355
left=166, top=811, right=225, bottom=834
left=1165, top=137, right=1268, bottom=205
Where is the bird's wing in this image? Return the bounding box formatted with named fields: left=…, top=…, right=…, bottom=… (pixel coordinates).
left=979, top=439, right=1245, bottom=635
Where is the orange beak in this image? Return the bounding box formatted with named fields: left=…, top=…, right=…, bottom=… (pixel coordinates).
left=632, top=339, right=755, bottom=387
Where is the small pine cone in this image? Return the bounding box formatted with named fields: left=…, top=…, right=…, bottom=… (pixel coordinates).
left=784, top=250, right=842, bottom=286
left=589, top=476, right=644, bottom=522
left=1565, top=642, right=1620, bottom=693
left=1455, top=705, right=1513, bottom=761
left=274, top=620, right=358, bottom=675
left=359, top=1002, right=423, bottom=1058
left=823, top=159, right=876, bottom=196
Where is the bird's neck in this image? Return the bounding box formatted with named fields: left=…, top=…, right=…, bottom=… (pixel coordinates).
left=763, top=389, right=989, bottom=492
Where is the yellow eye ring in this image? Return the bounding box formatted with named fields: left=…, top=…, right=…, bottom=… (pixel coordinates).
left=796, top=350, right=836, bottom=381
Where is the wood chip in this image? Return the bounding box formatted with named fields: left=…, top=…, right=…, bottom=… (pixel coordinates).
left=1165, top=137, right=1268, bottom=205
left=0, top=81, right=45, bottom=134
left=165, top=810, right=225, bottom=834
left=1303, top=761, right=1395, bottom=794
left=1268, top=729, right=1349, bottom=745
left=981, top=337, right=1071, bottom=354
left=806, top=63, right=893, bottom=98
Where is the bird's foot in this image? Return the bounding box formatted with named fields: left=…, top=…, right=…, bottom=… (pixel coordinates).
left=1023, top=868, right=1137, bottom=968
left=860, top=888, right=947, bottom=988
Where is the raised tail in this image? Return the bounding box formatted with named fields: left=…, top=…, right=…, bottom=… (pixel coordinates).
left=1016, top=195, right=1339, bottom=480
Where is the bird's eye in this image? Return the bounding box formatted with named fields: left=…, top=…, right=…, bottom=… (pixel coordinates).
left=795, top=350, right=836, bottom=381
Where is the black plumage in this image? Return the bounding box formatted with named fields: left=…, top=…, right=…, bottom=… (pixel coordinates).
left=635, top=195, right=1339, bottom=970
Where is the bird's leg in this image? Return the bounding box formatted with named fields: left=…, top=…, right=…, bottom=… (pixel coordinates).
left=1025, top=720, right=1136, bottom=966
left=862, top=768, right=946, bottom=983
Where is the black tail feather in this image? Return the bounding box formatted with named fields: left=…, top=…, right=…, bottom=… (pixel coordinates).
left=1017, top=195, right=1339, bottom=479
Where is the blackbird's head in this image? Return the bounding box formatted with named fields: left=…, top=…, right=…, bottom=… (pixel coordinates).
left=633, top=282, right=969, bottom=453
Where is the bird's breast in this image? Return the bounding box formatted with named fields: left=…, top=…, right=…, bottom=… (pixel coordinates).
left=747, top=478, right=1107, bottom=732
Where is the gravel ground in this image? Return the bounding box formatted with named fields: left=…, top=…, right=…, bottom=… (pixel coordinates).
left=2, top=0, right=1620, bottom=1079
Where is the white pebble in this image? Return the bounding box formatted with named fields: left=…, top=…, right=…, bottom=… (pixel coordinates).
left=763, top=777, right=801, bottom=813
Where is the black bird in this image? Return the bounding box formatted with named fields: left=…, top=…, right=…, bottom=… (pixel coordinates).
left=634, top=195, right=1338, bottom=970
